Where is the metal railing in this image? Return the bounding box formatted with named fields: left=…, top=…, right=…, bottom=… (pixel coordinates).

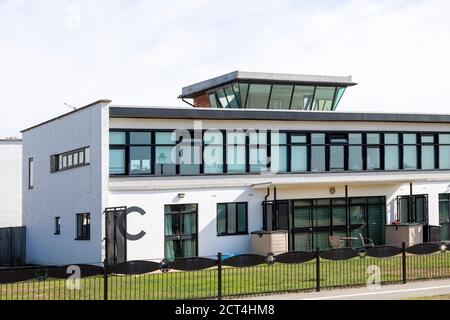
left=1, top=242, right=449, bottom=300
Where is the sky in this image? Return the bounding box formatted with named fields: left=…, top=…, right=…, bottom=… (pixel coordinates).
left=1, top=0, right=450, bottom=137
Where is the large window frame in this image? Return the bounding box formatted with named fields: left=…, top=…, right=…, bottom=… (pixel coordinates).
left=51, top=146, right=90, bottom=173
left=109, top=130, right=450, bottom=177
left=288, top=196, right=386, bottom=251
left=217, top=202, right=248, bottom=236
left=206, top=81, right=344, bottom=111
left=75, top=213, right=90, bottom=241
left=439, top=194, right=450, bottom=241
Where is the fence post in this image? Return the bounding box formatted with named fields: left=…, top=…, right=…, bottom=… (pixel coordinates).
left=217, top=252, right=222, bottom=300
left=402, top=242, right=407, bottom=284
left=103, top=259, right=108, bottom=301
left=315, top=247, right=320, bottom=292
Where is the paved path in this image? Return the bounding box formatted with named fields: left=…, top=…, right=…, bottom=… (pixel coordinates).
left=238, top=279, right=450, bottom=300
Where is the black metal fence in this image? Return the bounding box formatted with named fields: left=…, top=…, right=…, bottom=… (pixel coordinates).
left=1, top=242, right=450, bottom=300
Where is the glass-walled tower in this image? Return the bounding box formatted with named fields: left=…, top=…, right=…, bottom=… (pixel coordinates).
left=179, top=70, right=356, bottom=111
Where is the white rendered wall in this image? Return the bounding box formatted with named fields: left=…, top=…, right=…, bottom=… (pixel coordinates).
left=107, top=181, right=450, bottom=260
left=22, top=102, right=110, bottom=265
left=108, top=187, right=262, bottom=260
left=107, top=114, right=450, bottom=258
left=0, top=140, right=22, bottom=227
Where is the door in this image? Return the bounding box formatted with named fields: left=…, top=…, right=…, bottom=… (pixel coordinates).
left=105, top=206, right=127, bottom=265
left=164, top=204, right=198, bottom=260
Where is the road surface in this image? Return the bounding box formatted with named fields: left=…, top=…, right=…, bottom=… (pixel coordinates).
left=237, top=279, right=450, bottom=300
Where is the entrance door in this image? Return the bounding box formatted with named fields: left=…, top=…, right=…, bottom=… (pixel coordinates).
left=105, top=207, right=127, bottom=265
left=164, top=204, right=198, bottom=260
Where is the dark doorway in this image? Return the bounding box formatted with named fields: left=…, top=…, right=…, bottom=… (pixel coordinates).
left=105, top=206, right=127, bottom=265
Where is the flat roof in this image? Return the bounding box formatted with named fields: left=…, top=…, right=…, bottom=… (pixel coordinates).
left=109, top=106, right=450, bottom=124
left=180, top=70, right=357, bottom=98
left=0, top=138, right=22, bottom=142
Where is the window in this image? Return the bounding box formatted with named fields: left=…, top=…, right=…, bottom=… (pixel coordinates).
left=330, top=133, right=347, bottom=171
left=271, top=132, right=288, bottom=173
left=289, top=196, right=385, bottom=251
left=312, top=87, right=336, bottom=111
left=349, top=134, right=363, bottom=171
left=291, top=134, right=308, bottom=172
left=224, top=85, right=239, bottom=108
left=54, top=217, right=61, bottom=235
left=217, top=202, right=248, bottom=236
left=76, top=213, right=90, bottom=240
left=421, top=134, right=435, bottom=170
left=203, top=131, right=224, bottom=174
left=51, top=146, right=90, bottom=173
left=333, top=87, right=346, bottom=110
left=440, top=134, right=450, bottom=169
left=397, top=195, right=427, bottom=224
left=366, top=133, right=381, bottom=170
left=129, top=132, right=151, bottom=175
left=179, top=132, right=200, bottom=175
left=110, top=132, right=126, bottom=144
left=108, top=130, right=450, bottom=177
left=226, top=131, right=246, bottom=173
left=249, top=131, right=268, bottom=172
left=291, top=86, right=315, bottom=110
left=246, top=84, right=271, bottom=109
left=110, top=149, right=126, bottom=174
left=439, top=194, right=450, bottom=241
left=28, top=158, right=34, bottom=189
left=269, top=85, right=293, bottom=109
left=403, top=134, right=417, bottom=170
left=164, top=204, right=198, bottom=260
left=385, top=133, right=399, bottom=170
left=311, top=133, right=326, bottom=172
left=155, top=132, right=176, bottom=175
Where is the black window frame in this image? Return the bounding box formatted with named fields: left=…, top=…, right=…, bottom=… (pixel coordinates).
left=287, top=196, right=386, bottom=251
left=51, top=146, right=90, bottom=173
left=439, top=193, right=450, bottom=241
left=28, top=157, right=34, bottom=189
left=216, top=202, right=248, bottom=236
left=108, top=129, right=450, bottom=177
left=54, top=217, right=61, bottom=235
left=75, top=213, right=90, bottom=240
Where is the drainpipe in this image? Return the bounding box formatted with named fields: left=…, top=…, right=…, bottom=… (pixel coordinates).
left=409, top=183, right=413, bottom=223
left=345, top=185, right=349, bottom=237
left=273, top=187, right=277, bottom=231
left=181, top=98, right=196, bottom=108
left=264, top=188, right=270, bottom=231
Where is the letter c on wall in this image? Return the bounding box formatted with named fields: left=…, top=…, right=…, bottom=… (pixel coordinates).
left=126, top=206, right=147, bottom=241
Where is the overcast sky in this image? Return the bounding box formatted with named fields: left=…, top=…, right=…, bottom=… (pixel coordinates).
left=1, top=0, right=450, bottom=137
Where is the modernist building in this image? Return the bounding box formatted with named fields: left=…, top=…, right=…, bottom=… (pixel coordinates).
left=0, top=138, right=22, bottom=228
left=22, top=71, right=450, bottom=265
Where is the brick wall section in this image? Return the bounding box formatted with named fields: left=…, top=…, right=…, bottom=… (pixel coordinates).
left=193, top=93, right=210, bottom=107
left=0, top=141, right=22, bottom=227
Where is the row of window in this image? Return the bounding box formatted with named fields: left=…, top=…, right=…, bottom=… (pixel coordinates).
left=53, top=213, right=91, bottom=240
left=264, top=196, right=385, bottom=251
left=27, top=147, right=91, bottom=190
left=50, top=146, right=90, bottom=173
left=206, top=81, right=346, bottom=111
left=109, top=130, right=450, bottom=176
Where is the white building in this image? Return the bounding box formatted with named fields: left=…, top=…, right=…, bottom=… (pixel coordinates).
left=22, top=71, right=450, bottom=265
left=0, top=139, right=22, bottom=228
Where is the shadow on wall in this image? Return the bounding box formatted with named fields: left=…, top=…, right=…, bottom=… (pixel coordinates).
left=197, top=191, right=262, bottom=258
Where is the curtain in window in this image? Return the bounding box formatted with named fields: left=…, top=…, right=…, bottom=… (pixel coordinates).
left=165, top=241, right=175, bottom=261
left=182, top=239, right=196, bottom=258
left=164, top=215, right=173, bottom=236
left=183, top=213, right=196, bottom=235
